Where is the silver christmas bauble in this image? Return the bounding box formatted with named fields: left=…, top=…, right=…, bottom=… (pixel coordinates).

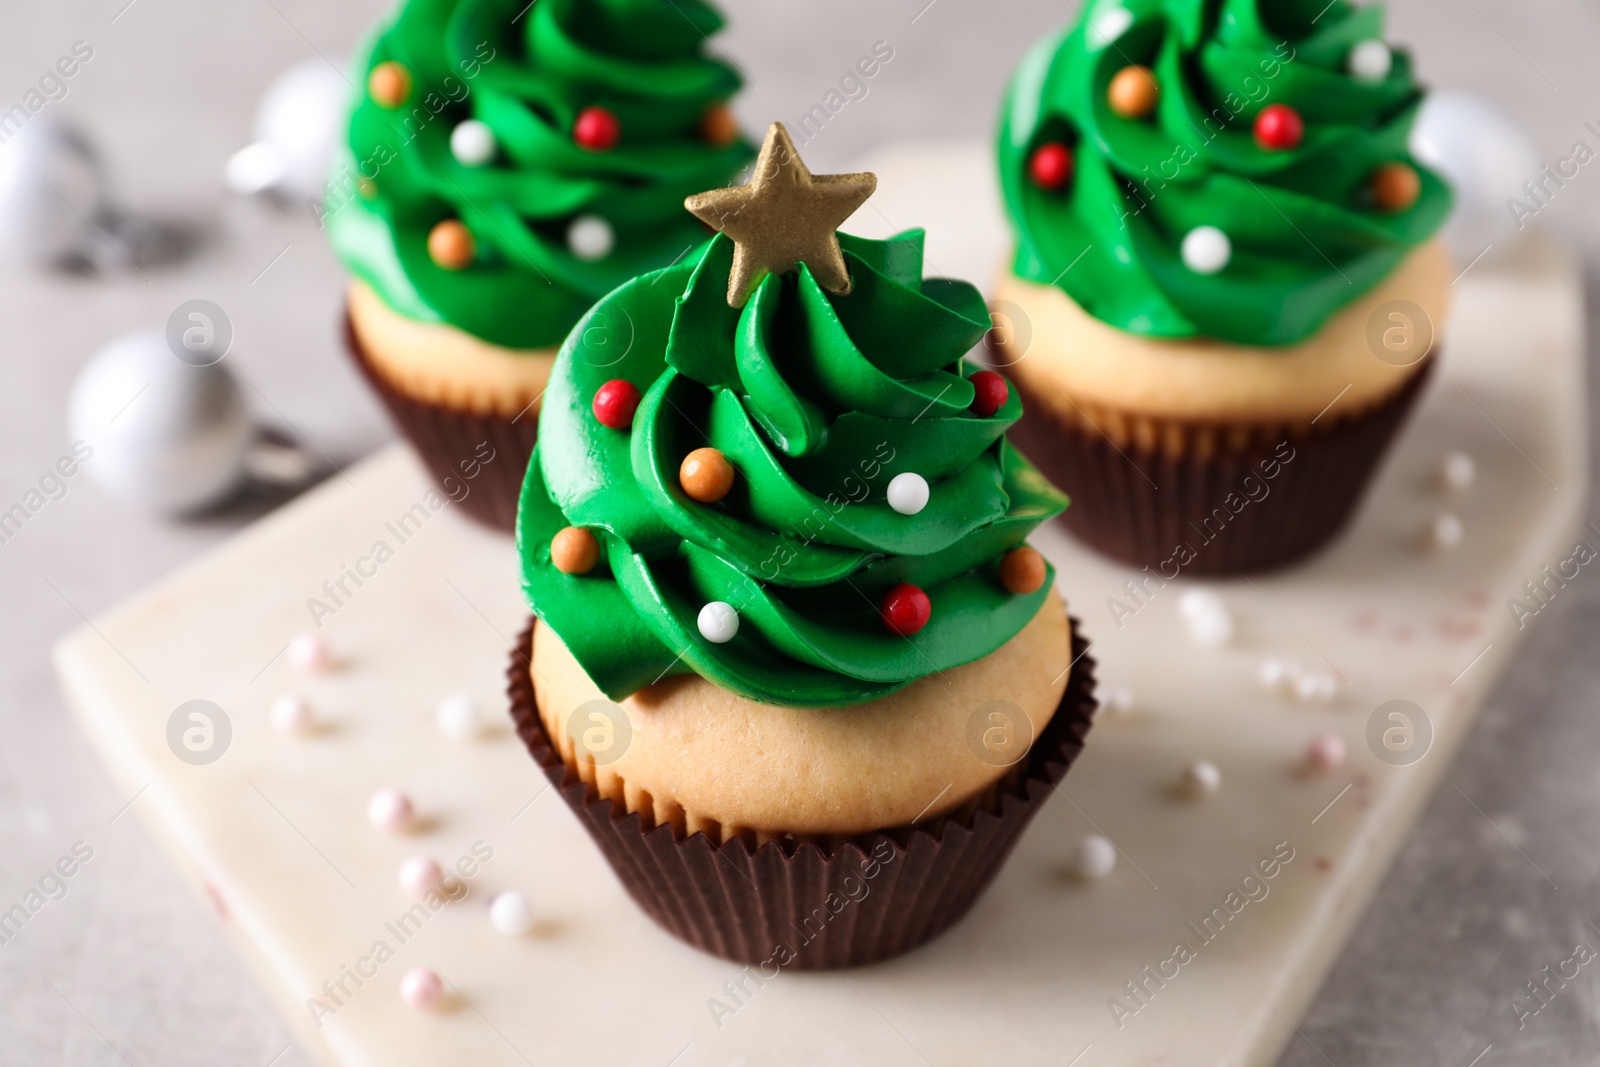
left=1410, top=90, right=1541, bottom=261
left=0, top=117, right=103, bottom=267
left=226, top=58, right=349, bottom=201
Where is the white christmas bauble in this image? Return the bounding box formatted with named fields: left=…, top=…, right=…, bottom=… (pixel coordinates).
left=886, top=472, right=930, bottom=515
left=697, top=601, right=739, bottom=644
left=1410, top=90, right=1541, bottom=261
left=490, top=891, right=534, bottom=936
left=1347, top=40, right=1393, bottom=82
left=568, top=214, right=614, bottom=261
left=227, top=58, right=349, bottom=201
left=0, top=117, right=102, bottom=267
left=450, top=120, right=497, bottom=167
left=68, top=331, right=251, bottom=514
left=1181, top=226, right=1231, bottom=274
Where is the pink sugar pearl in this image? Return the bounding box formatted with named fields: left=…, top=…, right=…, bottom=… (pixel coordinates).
left=400, top=967, right=443, bottom=1009
left=367, top=789, right=414, bottom=833
left=287, top=632, right=331, bottom=673
left=398, top=856, right=443, bottom=899
left=1305, top=734, right=1347, bottom=773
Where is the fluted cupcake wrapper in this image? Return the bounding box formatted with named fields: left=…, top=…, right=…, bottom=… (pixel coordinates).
left=344, top=312, right=537, bottom=533
left=1006, top=359, right=1437, bottom=576
left=506, top=617, right=1098, bottom=970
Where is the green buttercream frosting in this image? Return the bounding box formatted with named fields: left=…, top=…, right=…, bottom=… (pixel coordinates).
left=998, top=0, right=1452, bottom=346
left=516, top=230, right=1070, bottom=708
left=328, top=0, right=754, bottom=350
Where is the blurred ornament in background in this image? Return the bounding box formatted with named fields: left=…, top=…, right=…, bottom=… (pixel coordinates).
left=226, top=58, right=350, bottom=203
left=0, top=116, right=181, bottom=272
left=68, top=330, right=251, bottom=514
left=1410, top=90, right=1541, bottom=262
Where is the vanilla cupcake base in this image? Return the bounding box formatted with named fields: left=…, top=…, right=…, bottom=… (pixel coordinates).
left=507, top=614, right=1098, bottom=969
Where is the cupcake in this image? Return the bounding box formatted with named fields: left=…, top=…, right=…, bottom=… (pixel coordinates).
left=328, top=0, right=754, bottom=530
left=507, top=124, right=1097, bottom=969
left=994, top=0, right=1453, bottom=574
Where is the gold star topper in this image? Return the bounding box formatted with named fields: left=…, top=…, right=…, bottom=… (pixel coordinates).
left=685, top=123, right=877, bottom=308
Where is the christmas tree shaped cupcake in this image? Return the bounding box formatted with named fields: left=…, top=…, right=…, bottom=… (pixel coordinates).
left=330, top=0, right=753, bottom=530
left=995, top=0, right=1453, bottom=573
left=507, top=125, right=1097, bottom=969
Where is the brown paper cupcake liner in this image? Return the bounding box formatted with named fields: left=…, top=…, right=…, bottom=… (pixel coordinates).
left=344, top=312, right=537, bottom=533
left=506, top=616, right=1097, bottom=970
left=1005, top=358, right=1437, bottom=576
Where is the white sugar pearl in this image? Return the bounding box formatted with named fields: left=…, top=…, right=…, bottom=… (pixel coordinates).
left=450, top=119, right=496, bottom=166
left=1181, top=226, right=1231, bottom=275
left=1071, top=834, right=1117, bottom=880
left=1305, top=734, right=1347, bottom=773
left=1429, top=512, right=1464, bottom=552
left=1087, top=7, right=1133, bottom=49
left=1348, top=40, right=1393, bottom=81
left=698, top=601, right=739, bottom=644
left=1101, top=686, right=1134, bottom=715
left=367, top=789, right=414, bottom=833
left=1440, top=451, right=1476, bottom=491
left=1258, top=659, right=1292, bottom=693
left=886, top=472, right=930, bottom=515
left=400, top=968, right=443, bottom=1009
left=436, top=692, right=484, bottom=740
left=1188, top=608, right=1234, bottom=648
left=568, top=214, right=614, bottom=261
left=490, top=891, right=534, bottom=935
left=1294, top=671, right=1338, bottom=704
left=398, top=856, right=443, bottom=899
left=287, top=632, right=331, bottom=673
left=1180, top=760, right=1222, bottom=799
left=270, top=694, right=314, bottom=735
left=1177, top=589, right=1223, bottom=620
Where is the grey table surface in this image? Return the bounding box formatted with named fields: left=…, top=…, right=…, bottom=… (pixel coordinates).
left=1, top=1, right=1595, bottom=1064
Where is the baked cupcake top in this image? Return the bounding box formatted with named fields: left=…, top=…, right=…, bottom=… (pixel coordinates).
left=517, top=124, right=1069, bottom=708
left=998, top=0, right=1452, bottom=347
left=327, top=0, right=754, bottom=351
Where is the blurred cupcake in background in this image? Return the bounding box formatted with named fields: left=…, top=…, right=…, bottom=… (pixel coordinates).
left=328, top=0, right=753, bottom=530
left=994, top=0, right=1453, bottom=574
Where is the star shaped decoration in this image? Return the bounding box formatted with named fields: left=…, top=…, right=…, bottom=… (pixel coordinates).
left=685, top=122, right=877, bottom=308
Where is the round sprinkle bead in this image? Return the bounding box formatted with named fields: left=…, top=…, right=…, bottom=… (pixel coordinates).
left=591, top=379, right=640, bottom=430
left=1254, top=103, right=1304, bottom=151
left=1441, top=450, right=1476, bottom=491
left=367, top=789, right=414, bottom=833
left=551, top=526, right=600, bottom=575
left=1294, top=672, right=1338, bottom=704
left=1179, top=760, right=1222, bottom=799
left=701, top=103, right=740, bottom=147
left=270, top=694, right=314, bottom=736
left=881, top=584, right=931, bottom=636
left=400, top=968, right=443, bottom=1009
left=427, top=220, right=475, bottom=270
left=1178, top=588, right=1223, bottom=620
left=999, top=546, right=1047, bottom=595
left=368, top=61, right=411, bottom=108
left=1071, top=834, right=1118, bottom=880
left=567, top=214, right=614, bottom=261
left=1371, top=162, right=1421, bottom=212
left=1181, top=225, right=1231, bottom=275
left=1348, top=40, right=1394, bottom=81
left=679, top=448, right=735, bottom=504
left=490, top=891, right=535, bottom=936
left=288, top=632, right=331, bottom=673
left=398, top=856, right=443, bottom=900
left=450, top=120, right=496, bottom=167
left=1429, top=512, right=1464, bottom=552
left=1101, top=686, right=1135, bottom=715
left=887, top=472, right=929, bottom=516
left=969, top=371, right=1009, bottom=417
left=1107, top=65, right=1159, bottom=119
left=573, top=106, right=620, bottom=151
left=436, top=692, right=484, bottom=740
left=1305, top=734, right=1347, bottom=774
left=697, top=601, right=739, bottom=644
left=1028, top=142, right=1074, bottom=190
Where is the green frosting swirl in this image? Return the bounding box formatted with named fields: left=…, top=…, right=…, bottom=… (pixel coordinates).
left=516, top=230, right=1069, bottom=708
left=998, top=0, right=1452, bottom=346
left=328, top=0, right=753, bottom=350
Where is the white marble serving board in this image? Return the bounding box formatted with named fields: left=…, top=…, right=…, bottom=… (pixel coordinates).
left=53, top=144, right=1587, bottom=1067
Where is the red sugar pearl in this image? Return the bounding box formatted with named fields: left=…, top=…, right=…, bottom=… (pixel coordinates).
left=592, top=379, right=640, bottom=429
left=969, top=371, right=1010, bottom=417
left=880, top=584, right=931, bottom=636
left=1028, top=142, right=1074, bottom=190
left=574, top=106, right=620, bottom=151
left=1254, top=104, right=1304, bottom=152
